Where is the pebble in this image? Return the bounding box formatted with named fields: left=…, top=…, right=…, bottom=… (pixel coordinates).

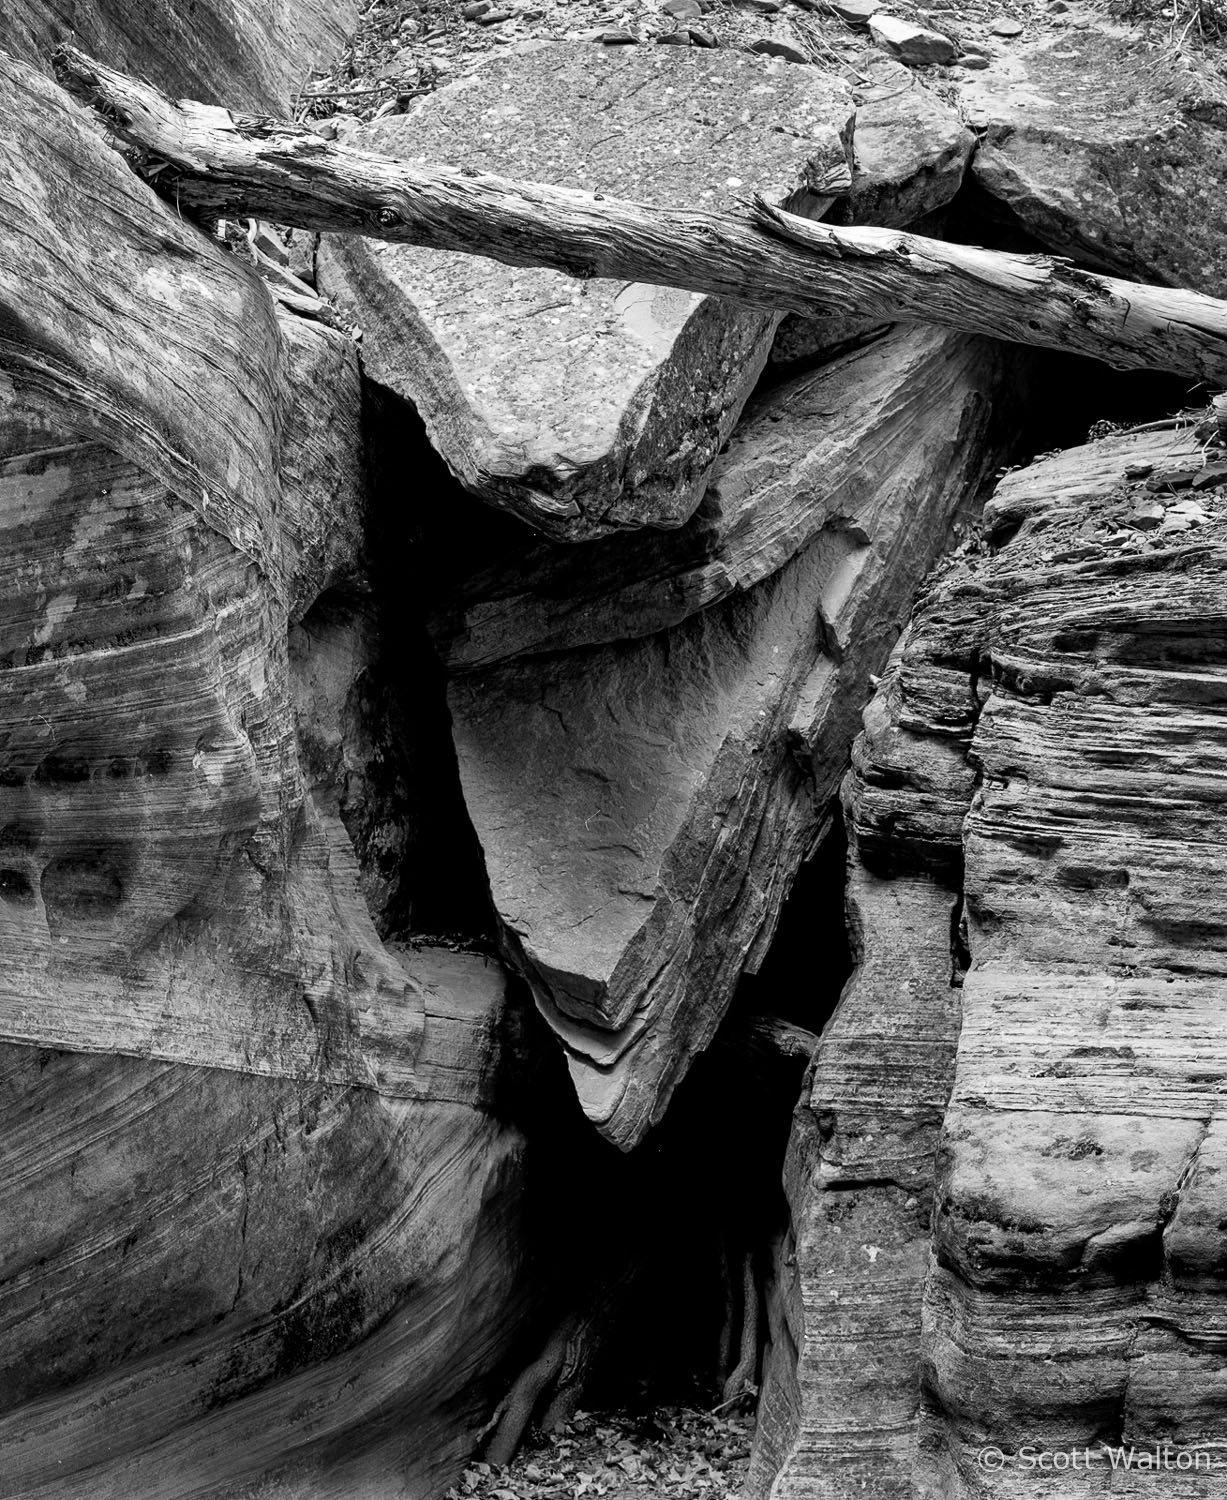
left=748, top=36, right=810, bottom=60
left=1124, top=462, right=1154, bottom=479
left=989, top=14, right=1024, bottom=34
left=476, top=6, right=512, bottom=21
left=957, top=53, right=990, bottom=66
left=742, top=0, right=785, bottom=11
left=461, top=0, right=490, bottom=15
left=1146, top=469, right=1197, bottom=492
left=1191, top=464, right=1227, bottom=491
left=827, top=0, right=878, bottom=23
left=688, top=24, right=718, bottom=43
left=656, top=27, right=693, bottom=41
left=601, top=25, right=638, bottom=39
left=663, top=0, right=702, bottom=16
left=868, top=13, right=958, bottom=63
left=1126, top=499, right=1164, bottom=530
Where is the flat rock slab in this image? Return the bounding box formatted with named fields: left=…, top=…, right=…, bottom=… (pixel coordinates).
left=445, top=328, right=1018, bottom=1149
left=958, top=24, right=1227, bottom=291
left=317, top=43, right=855, bottom=540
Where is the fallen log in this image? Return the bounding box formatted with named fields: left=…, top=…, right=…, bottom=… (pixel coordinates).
left=54, top=45, right=1227, bottom=386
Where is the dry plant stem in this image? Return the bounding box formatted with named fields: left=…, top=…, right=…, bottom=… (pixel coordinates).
left=55, top=46, right=1227, bottom=384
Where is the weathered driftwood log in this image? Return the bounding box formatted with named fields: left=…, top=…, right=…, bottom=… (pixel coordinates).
left=55, top=45, right=1227, bottom=385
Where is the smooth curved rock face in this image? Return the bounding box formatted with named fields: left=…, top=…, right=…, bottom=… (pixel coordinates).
left=0, top=0, right=357, bottom=110
left=317, top=42, right=856, bottom=540
left=430, top=327, right=1008, bottom=670
left=753, top=422, right=1227, bottom=1497
left=0, top=950, right=531, bottom=1500
left=447, top=330, right=1018, bottom=1149
left=0, top=62, right=535, bottom=1497
left=960, top=25, right=1227, bottom=292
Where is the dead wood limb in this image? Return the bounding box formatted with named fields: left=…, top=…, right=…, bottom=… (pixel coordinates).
left=54, top=45, right=1227, bottom=386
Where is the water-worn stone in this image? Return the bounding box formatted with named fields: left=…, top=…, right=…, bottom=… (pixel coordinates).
left=445, top=329, right=1019, bottom=1149
left=0, top=0, right=357, bottom=111
left=317, top=43, right=855, bottom=541
left=869, top=14, right=958, bottom=64
left=959, top=24, right=1227, bottom=292
left=0, top=58, right=536, bottom=1497
left=428, top=327, right=1013, bottom=669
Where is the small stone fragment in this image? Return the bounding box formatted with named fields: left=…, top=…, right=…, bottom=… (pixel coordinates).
left=749, top=36, right=810, bottom=60
left=957, top=53, right=990, bottom=67
left=656, top=27, right=693, bottom=40
left=601, top=25, right=638, bottom=40
left=742, top=0, right=784, bottom=10
left=1125, top=499, right=1164, bottom=530
left=989, top=14, right=1024, bottom=34
left=688, top=24, right=718, bottom=42
left=1124, top=462, right=1153, bottom=480
left=663, top=0, right=702, bottom=16
left=461, top=1, right=491, bottom=16
left=869, top=14, right=957, bottom=64
left=1191, top=464, right=1227, bottom=492
left=1146, top=469, right=1197, bottom=492
left=828, top=0, right=879, bottom=23
left=476, top=6, right=511, bottom=20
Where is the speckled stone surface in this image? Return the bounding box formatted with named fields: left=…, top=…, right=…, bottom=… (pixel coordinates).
left=960, top=24, right=1227, bottom=293
left=317, top=42, right=855, bottom=539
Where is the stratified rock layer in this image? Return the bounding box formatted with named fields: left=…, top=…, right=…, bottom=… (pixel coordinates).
left=753, top=422, right=1227, bottom=1497
left=317, top=42, right=857, bottom=539
left=430, top=326, right=1006, bottom=669
left=961, top=25, right=1227, bottom=292
left=0, top=0, right=357, bottom=110
left=447, top=329, right=1019, bottom=1148
left=0, top=59, right=534, bottom=1498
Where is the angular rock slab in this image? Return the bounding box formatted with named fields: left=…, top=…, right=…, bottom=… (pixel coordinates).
left=429, top=326, right=1011, bottom=669
left=447, top=330, right=1019, bottom=1149
left=317, top=43, right=854, bottom=540
left=959, top=25, right=1227, bottom=292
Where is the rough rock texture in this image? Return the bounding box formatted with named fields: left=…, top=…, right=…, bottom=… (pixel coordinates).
left=428, top=326, right=1013, bottom=669
left=0, top=0, right=358, bottom=110
left=960, top=25, right=1227, bottom=293
left=316, top=42, right=859, bottom=540
left=752, top=422, right=1227, bottom=1496
left=446, top=329, right=1021, bottom=1148
left=843, top=58, right=974, bottom=229
left=0, top=58, right=535, bottom=1498
left=869, top=15, right=958, bottom=66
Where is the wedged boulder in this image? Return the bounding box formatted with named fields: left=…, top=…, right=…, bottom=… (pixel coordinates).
left=752, top=420, right=1227, bottom=1496
left=430, top=326, right=1012, bottom=669
left=316, top=42, right=858, bottom=540
left=958, top=25, right=1227, bottom=292
left=0, top=0, right=358, bottom=111
left=446, top=331, right=1021, bottom=1149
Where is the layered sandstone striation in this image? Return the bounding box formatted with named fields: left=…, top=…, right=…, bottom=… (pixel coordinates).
left=0, top=54, right=535, bottom=1499
left=444, top=327, right=1021, bottom=1149
left=753, top=422, right=1227, bottom=1496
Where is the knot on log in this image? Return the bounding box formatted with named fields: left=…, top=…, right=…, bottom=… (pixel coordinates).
left=377, top=206, right=402, bottom=228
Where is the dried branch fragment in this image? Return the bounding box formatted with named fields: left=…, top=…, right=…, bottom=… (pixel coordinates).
left=55, top=44, right=1227, bottom=384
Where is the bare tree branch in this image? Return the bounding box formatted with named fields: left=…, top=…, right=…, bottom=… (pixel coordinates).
left=55, top=44, right=1227, bottom=385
